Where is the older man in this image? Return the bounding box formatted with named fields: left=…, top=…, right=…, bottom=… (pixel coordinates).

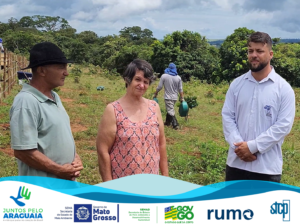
left=222, top=32, right=295, bottom=182
left=10, top=42, right=83, bottom=180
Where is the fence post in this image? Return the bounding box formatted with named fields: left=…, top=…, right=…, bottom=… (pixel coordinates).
left=13, top=53, right=15, bottom=86
left=3, top=49, right=7, bottom=98
left=7, top=52, right=11, bottom=94
left=0, top=52, right=29, bottom=101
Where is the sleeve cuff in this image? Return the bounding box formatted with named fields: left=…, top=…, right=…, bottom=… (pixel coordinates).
left=228, top=133, right=243, bottom=149
left=247, top=140, right=258, bottom=154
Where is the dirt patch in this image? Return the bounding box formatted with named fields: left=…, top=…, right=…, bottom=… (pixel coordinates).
left=79, top=104, right=88, bottom=108
left=181, top=150, right=201, bottom=158
left=0, top=123, right=10, bottom=130
left=91, top=94, right=100, bottom=100
left=76, top=140, right=96, bottom=147
left=209, top=112, right=220, bottom=116
left=60, top=88, right=73, bottom=93
left=0, top=148, right=14, bottom=157
left=61, top=98, right=74, bottom=103
left=166, top=137, right=176, bottom=145
left=80, top=149, right=97, bottom=154
left=178, top=126, right=198, bottom=134
left=71, top=123, right=88, bottom=132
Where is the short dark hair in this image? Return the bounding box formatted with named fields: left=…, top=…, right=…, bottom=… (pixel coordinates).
left=123, top=59, right=156, bottom=87
left=247, top=32, right=272, bottom=49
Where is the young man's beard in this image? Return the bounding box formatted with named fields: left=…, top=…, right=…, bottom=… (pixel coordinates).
left=249, top=61, right=269, bottom=72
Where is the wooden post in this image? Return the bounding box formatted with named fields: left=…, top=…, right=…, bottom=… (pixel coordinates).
left=7, top=52, right=11, bottom=94
left=15, top=54, right=17, bottom=84
left=22, top=56, right=24, bottom=71
left=3, top=49, right=7, bottom=98
left=13, top=54, right=15, bottom=85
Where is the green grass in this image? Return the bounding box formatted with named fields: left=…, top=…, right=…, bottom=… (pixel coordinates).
left=1, top=64, right=300, bottom=186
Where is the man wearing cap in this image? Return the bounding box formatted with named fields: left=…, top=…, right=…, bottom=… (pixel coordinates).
left=153, top=63, right=184, bottom=130
left=10, top=42, right=83, bottom=180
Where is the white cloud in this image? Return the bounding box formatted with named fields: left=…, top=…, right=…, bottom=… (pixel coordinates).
left=0, top=0, right=300, bottom=39
left=72, top=11, right=96, bottom=21
left=0, top=4, right=18, bottom=18
left=95, top=0, right=162, bottom=21
left=142, top=17, right=158, bottom=29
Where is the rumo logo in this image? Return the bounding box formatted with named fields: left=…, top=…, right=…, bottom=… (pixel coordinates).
left=165, top=206, right=194, bottom=220
left=207, top=209, right=254, bottom=220
left=270, top=200, right=290, bottom=221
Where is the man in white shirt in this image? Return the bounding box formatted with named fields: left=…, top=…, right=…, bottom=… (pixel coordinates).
left=222, top=32, right=295, bottom=182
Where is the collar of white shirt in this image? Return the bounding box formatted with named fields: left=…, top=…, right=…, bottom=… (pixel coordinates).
left=244, top=66, right=278, bottom=84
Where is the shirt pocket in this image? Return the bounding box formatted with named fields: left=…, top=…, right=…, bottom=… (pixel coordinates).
left=260, top=102, right=278, bottom=125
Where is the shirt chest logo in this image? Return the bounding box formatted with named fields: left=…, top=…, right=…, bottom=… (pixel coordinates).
left=264, top=105, right=272, bottom=118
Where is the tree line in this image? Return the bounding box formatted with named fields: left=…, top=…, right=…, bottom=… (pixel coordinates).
left=1, top=16, right=300, bottom=86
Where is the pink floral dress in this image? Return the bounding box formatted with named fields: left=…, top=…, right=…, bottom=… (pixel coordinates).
left=110, top=100, right=160, bottom=179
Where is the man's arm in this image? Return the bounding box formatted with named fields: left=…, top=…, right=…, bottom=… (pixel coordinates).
left=179, top=92, right=184, bottom=101
left=222, top=83, right=244, bottom=148
left=155, top=103, right=169, bottom=176
left=96, top=104, right=117, bottom=182
left=178, top=79, right=184, bottom=101
left=10, top=105, right=83, bottom=180
left=14, top=149, right=83, bottom=180
left=154, top=75, right=164, bottom=97
left=247, top=87, right=295, bottom=154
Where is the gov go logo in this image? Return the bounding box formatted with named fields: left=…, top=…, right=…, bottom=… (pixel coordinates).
left=270, top=200, right=290, bottom=221
left=165, top=205, right=194, bottom=221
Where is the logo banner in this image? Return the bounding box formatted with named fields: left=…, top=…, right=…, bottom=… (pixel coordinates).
left=0, top=176, right=299, bottom=223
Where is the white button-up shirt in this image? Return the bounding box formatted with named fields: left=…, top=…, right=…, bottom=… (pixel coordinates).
left=222, top=68, right=295, bottom=175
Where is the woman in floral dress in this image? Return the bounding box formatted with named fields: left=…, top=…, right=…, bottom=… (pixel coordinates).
left=97, top=59, right=169, bottom=181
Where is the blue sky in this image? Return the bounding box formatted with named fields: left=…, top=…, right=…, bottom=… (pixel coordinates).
left=1, top=0, right=300, bottom=39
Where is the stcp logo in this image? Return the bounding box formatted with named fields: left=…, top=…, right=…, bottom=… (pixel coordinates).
left=165, top=205, right=194, bottom=221
left=270, top=200, right=290, bottom=221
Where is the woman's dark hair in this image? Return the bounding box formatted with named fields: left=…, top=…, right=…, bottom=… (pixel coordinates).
left=123, top=59, right=156, bottom=87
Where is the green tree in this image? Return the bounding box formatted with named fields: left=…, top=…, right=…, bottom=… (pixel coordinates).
left=272, top=43, right=300, bottom=87
left=114, top=44, right=153, bottom=73
left=218, top=27, right=255, bottom=82
left=151, top=30, right=218, bottom=82
left=19, top=16, right=36, bottom=28
left=2, top=29, right=46, bottom=54
left=97, top=36, right=128, bottom=68
left=78, top=31, right=99, bottom=44
left=8, top=17, right=20, bottom=31
left=119, top=26, right=155, bottom=45
left=29, top=15, right=71, bottom=32
left=0, top=22, right=9, bottom=34
left=55, top=27, right=77, bottom=38
left=272, top=37, right=281, bottom=45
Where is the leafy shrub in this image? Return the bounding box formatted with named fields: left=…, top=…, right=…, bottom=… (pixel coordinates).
left=185, top=96, right=198, bottom=109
